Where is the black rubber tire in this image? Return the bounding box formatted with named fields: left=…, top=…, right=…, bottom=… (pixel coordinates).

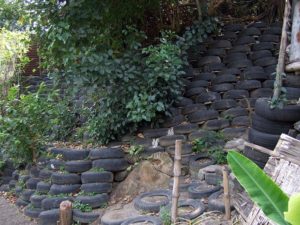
left=30, top=194, right=47, bottom=208
left=210, top=40, right=232, bottom=49
left=221, top=107, right=248, bottom=118
left=9, top=180, right=17, bottom=189
left=212, top=75, right=236, bottom=84
left=39, top=169, right=52, bottom=180
left=250, top=88, right=273, bottom=98
left=48, top=159, right=65, bottom=171
left=62, top=149, right=89, bottom=161
left=208, top=190, right=229, bottom=213
left=243, top=146, right=269, bottom=163
left=211, top=99, right=237, bottom=110
left=222, top=31, right=237, bottom=40
left=211, top=83, right=235, bottom=92
left=220, top=68, right=240, bottom=76
left=195, top=92, right=221, bottom=103
left=65, top=160, right=92, bottom=173
left=228, top=59, right=252, bottom=69
left=26, top=178, right=41, bottom=189
left=205, top=173, right=223, bottom=185
left=243, top=71, right=269, bottom=81
left=19, top=175, right=30, bottom=183
left=24, top=206, right=43, bottom=218
left=264, top=27, right=281, bottom=35
left=159, top=135, right=186, bottom=147
left=248, top=128, right=279, bottom=149
left=51, top=172, right=81, bottom=185
left=236, top=80, right=261, bottom=90
left=252, top=113, right=293, bottom=135
left=241, top=27, right=261, bottom=36
left=36, top=182, right=51, bottom=194
left=250, top=50, right=272, bottom=61
left=12, top=170, right=19, bottom=180
left=223, top=90, right=249, bottom=99
left=238, top=98, right=257, bottom=108
left=203, top=62, right=225, bottom=72
left=249, top=21, right=267, bottom=29
left=185, top=87, right=206, bottom=98
left=49, top=184, right=80, bottom=195
left=30, top=166, right=40, bottom=178
left=21, top=189, right=35, bottom=202
left=202, top=119, right=230, bottom=131
left=81, top=183, right=112, bottom=194
left=206, top=48, right=226, bottom=57
left=198, top=56, right=221, bottom=67
left=92, top=159, right=129, bottom=172
left=41, top=196, right=74, bottom=210
left=143, top=128, right=169, bottom=138
left=232, top=116, right=250, bottom=127
left=76, top=193, right=109, bottom=208
left=81, top=171, right=113, bottom=184
left=73, top=209, right=100, bottom=224
left=38, top=209, right=60, bottom=225
left=174, top=123, right=198, bottom=134
left=167, top=144, right=193, bottom=155
left=163, top=115, right=186, bottom=128
left=224, top=53, right=248, bottom=64
left=182, top=104, right=206, bottom=115
left=15, top=186, right=23, bottom=196
left=193, top=72, right=216, bottom=81
left=134, top=190, right=172, bottom=213
left=16, top=198, right=29, bottom=207
left=224, top=24, right=244, bottom=32
left=254, top=57, right=277, bottom=67
left=161, top=199, right=205, bottom=220
left=255, top=97, right=300, bottom=122
left=228, top=45, right=251, bottom=54
left=49, top=148, right=65, bottom=156
left=259, top=34, right=279, bottom=43
left=189, top=154, right=216, bottom=171
left=168, top=177, right=194, bottom=192
left=253, top=42, right=274, bottom=51
left=285, top=87, right=300, bottom=100
left=188, top=110, right=219, bottom=123
left=174, top=97, right=193, bottom=107
left=262, top=80, right=274, bottom=88
left=236, top=36, right=256, bottom=45
left=89, top=147, right=124, bottom=160
left=265, top=64, right=276, bottom=75
left=188, top=80, right=209, bottom=89
left=188, top=182, right=221, bottom=199
left=121, top=216, right=162, bottom=225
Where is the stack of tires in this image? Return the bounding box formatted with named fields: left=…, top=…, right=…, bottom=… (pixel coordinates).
left=244, top=98, right=300, bottom=167
left=8, top=147, right=129, bottom=225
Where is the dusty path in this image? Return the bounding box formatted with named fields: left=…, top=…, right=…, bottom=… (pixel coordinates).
left=0, top=197, right=35, bottom=225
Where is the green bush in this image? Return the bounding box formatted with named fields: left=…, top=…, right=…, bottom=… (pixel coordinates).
left=0, top=84, right=75, bottom=165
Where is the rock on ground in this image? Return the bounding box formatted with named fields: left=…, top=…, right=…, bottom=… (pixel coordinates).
left=0, top=197, right=35, bottom=225
left=110, top=153, right=172, bottom=203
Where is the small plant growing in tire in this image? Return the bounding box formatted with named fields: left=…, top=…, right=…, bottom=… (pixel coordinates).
left=73, top=201, right=92, bottom=213
left=159, top=206, right=171, bottom=225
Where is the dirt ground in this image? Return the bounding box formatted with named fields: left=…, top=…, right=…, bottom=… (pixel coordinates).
left=0, top=197, right=35, bottom=225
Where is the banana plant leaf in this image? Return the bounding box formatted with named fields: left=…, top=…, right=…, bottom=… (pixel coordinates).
left=227, top=151, right=289, bottom=225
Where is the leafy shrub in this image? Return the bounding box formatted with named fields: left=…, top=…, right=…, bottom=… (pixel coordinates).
left=0, top=84, right=73, bottom=165
left=73, top=201, right=92, bottom=213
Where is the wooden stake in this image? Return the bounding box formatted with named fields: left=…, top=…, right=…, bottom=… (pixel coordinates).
left=195, top=0, right=202, bottom=21
left=171, top=140, right=182, bottom=223
left=59, top=200, right=72, bottom=225
left=273, top=0, right=291, bottom=99
left=223, top=166, right=231, bottom=221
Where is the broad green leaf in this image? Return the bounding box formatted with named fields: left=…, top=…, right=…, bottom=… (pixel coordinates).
left=284, top=193, right=300, bottom=225
left=227, top=151, right=289, bottom=225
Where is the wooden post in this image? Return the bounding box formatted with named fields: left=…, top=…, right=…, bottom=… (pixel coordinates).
left=59, top=200, right=72, bottom=225
left=195, top=0, right=202, bottom=21
left=223, top=166, right=231, bottom=221
left=171, top=140, right=182, bottom=223
left=286, top=0, right=300, bottom=72
left=273, top=0, right=291, bottom=99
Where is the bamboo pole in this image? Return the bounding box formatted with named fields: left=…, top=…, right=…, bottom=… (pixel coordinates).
left=272, top=0, right=291, bottom=100
left=59, top=200, right=72, bottom=225
left=171, top=140, right=182, bottom=223
left=223, top=166, right=231, bottom=220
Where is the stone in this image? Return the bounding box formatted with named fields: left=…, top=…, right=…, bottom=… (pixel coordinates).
left=114, top=170, right=129, bottom=182
left=224, top=138, right=245, bottom=151
left=110, top=155, right=172, bottom=202
left=198, top=165, right=223, bottom=180
left=294, top=121, right=300, bottom=132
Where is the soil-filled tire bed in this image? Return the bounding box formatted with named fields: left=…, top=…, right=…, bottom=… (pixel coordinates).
left=248, top=128, right=279, bottom=149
